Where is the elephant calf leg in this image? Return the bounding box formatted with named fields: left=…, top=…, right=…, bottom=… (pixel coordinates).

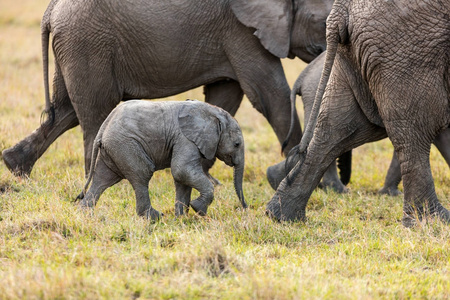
left=174, top=181, right=192, bottom=216
left=189, top=176, right=214, bottom=216
left=319, top=161, right=348, bottom=193
left=172, top=160, right=215, bottom=216
left=202, top=158, right=221, bottom=186
left=190, top=189, right=214, bottom=216
left=79, top=159, right=122, bottom=209
left=378, top=151, right=402, bottom=196
left=132, top=183, right=162, bottom=221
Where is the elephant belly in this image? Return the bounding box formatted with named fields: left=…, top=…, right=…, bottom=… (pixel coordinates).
left=117, top=51, right=237, bottom=100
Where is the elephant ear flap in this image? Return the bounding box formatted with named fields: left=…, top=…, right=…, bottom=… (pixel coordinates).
left=178, top=102, right=221, bottom=161
left=230, top=0, right=293, bottom=58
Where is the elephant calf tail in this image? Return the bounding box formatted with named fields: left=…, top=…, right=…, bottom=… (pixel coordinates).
left=281, top=77, right=302, bottom=155
left=77, top=139, right=102, bottom=201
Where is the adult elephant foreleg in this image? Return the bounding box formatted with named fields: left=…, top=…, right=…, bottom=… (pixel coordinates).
left=204, top=79, right=244, bottom=117
left=75, top=103, right=119, bottom=177
left=66, top=61, right=122, bottom=176
left=229, top=57, right=302, bottom=154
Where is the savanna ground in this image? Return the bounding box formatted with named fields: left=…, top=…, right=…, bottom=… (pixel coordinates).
left=0, top=0, right=449, bottom=299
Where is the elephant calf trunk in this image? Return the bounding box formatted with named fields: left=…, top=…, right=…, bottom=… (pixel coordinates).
left=233, top=164, right=247, bottom=209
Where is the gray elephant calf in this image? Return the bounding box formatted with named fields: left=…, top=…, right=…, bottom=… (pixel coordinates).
left=77, top=100, right=247, bottom=220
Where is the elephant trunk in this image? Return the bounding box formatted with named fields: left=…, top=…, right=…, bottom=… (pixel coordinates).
left=233, top=163, right=247, bottom=209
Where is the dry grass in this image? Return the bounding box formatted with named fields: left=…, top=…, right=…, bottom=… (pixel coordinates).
left=0, top=0, right=449, bottom=299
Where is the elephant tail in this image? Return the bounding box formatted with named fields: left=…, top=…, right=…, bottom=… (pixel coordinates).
left=283, top=0, right=349, bottom=186
left=40, top=0, right=57, bottom=128
left=281, top=71, right=303, bottom=154
left=77, top=139, right=102, bottom=200
left=296, top=0, right=349, bottom=155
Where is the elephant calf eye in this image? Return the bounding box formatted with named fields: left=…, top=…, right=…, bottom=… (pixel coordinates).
left=234, top=142, right=240, bottom=148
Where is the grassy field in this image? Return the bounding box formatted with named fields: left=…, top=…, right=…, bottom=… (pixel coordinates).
left=1, top=0, right=449, bottom=299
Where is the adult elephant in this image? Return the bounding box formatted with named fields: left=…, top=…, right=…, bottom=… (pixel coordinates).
left=266, top=0, right=450, bottom=227
left=2, top=0, right=334, bottom=177
left=267, top=51, right=450, bottom=195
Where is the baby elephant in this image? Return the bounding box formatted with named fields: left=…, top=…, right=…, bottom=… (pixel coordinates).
left=77, top=100, right=247, bottom=220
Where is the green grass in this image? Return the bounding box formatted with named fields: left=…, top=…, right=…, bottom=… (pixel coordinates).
left=1, top=0, right=449, bottom=298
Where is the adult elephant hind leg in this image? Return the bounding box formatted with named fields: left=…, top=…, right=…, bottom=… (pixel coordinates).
left=267, top=120, right=386, bottom=221
left=266, top=78, right=387, bottom=221
left=2, top=67, right=79, bottom=177
left=385, top=120, right=450, bottom=227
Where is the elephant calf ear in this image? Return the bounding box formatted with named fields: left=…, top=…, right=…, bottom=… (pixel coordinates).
left=230, top=0, right=293, bottom=58
left=178, top=104, right=221, bottom=161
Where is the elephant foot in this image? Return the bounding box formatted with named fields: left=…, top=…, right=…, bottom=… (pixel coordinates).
left=401, top=214, right=418, bottom=228
left=175, top=201, right=189, bottom=216
left=78, top=196, right=95, bottom=209
left=318, top=180, right=349, bottom=194
left=402, top=202, right=450, bottom=227
left=265, top=193, right=306, bottom=222
left=190, top=199, right=209, bottom=216
left=147, top=208, right=163, bottom=221
left=76, top=200, right=95, bottom=218
left=378, top=186, right=402, bottom=196
left=2, top=143, right=36, bottom=177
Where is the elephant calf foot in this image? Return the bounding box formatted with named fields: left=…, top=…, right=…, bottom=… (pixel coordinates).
left=146, top=208, right=163, bottom=221
left=190, top=199, right=210, bottom=216
left=175, top=201, right=189, bottom=217
left=378, top=186, right=402, bottom=196
left=318, top=181, right=349, bottom=194
left=2, top=144, right=35, bottom=177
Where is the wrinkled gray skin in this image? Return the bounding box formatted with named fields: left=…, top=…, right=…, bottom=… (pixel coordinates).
left=77, top=100, right=246, bottom=220
left=2, top=0, right=334, bottom=177
left=268, top=51, right=450, bottom=196
left=266, top=0, right=450, bottom=227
